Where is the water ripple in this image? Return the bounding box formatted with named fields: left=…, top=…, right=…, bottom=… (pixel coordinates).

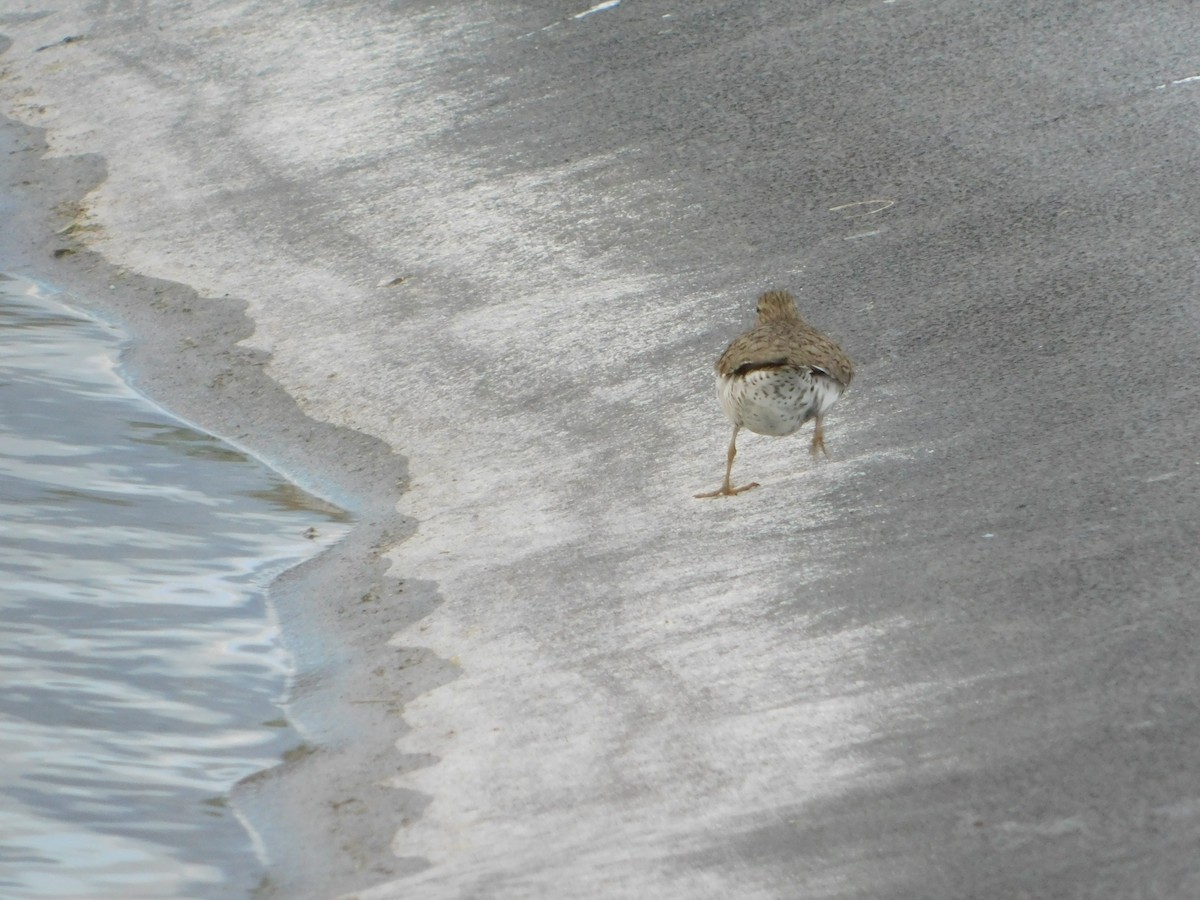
left=0, top=275, right=350, bottom=898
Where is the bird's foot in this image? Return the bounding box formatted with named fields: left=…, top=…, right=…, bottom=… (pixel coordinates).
left=694, top=481, right=760, bottom=499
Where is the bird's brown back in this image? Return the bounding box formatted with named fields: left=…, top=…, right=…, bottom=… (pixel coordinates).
left=716, top=319, right=855, bottom=386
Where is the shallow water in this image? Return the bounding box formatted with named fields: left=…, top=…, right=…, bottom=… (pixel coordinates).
left=0, top=274, right=349, bottom=898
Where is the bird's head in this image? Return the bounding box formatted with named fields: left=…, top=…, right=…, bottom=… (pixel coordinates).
left=755, top=289, right=802, bottom=325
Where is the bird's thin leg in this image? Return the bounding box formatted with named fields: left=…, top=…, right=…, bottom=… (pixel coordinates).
left=695, top=425, right=760, bottom=498
left=810, top=415, right=829, bottom=459
left=722, top=426, right=739, bottom=489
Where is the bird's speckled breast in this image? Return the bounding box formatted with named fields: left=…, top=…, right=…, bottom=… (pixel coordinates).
left=716, top=367, right=844, bottom=436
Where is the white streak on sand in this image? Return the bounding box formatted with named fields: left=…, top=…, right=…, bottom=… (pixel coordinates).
left=1155, top=74, right=1200, bottom=89
left=574, top=0, right=622, bottom=19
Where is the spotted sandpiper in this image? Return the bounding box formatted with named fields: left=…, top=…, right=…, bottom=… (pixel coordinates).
left=696, top=289, right=854, bottom=498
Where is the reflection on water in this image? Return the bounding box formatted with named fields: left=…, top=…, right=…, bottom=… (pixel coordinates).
left=0, top=274, right=350, bottom=899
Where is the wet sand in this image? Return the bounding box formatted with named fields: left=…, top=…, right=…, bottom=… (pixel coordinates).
left=5, top=3, right=1200, bottom=898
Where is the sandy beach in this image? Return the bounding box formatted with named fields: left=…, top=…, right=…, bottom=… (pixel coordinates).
left=4, top=2, right=1200, bottom=897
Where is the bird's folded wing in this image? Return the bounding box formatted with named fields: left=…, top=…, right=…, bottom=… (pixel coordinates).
left=717, top=324, right=854, bottom=387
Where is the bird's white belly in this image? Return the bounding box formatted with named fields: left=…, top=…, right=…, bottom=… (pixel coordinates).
left=716, top=368, right=819, bottom=436
left=810, top=372, right=845, bottom=417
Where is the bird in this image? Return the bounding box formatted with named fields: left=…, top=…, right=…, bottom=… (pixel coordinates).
left=695, top=289, right=854, bottom=498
